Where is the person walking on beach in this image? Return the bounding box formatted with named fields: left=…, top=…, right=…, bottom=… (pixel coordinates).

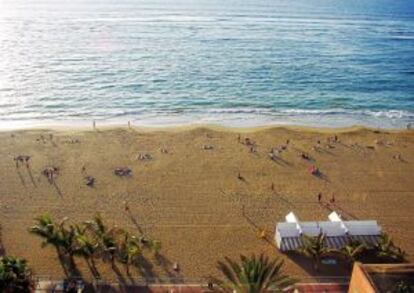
left=24, top=156, right=30, bottom=168
left=123, top=201, right=130, bottom=212
left=330, top=193, right=335, bottom=204
left=318, top=192, right=322, bottom=203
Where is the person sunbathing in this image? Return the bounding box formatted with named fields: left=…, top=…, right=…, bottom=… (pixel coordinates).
left=137, top=153, right=153, bottom=160
left=308, top=165, right=320, bottom=176
left=269, top=152, right=277, bottom=161
left=85, top=176, right=95, bottom=187
left=244, top=137, right=254, bottom=146
left=114, top=167, right=132, bottom=177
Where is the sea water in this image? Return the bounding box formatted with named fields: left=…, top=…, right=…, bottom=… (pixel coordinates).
left=0, top=0, right=413, bottom=128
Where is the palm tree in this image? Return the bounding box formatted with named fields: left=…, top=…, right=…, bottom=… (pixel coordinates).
left=117, top=233, right=162, bottom=274
left=0, top=256, right=34, bottom=293
left=139, top=236, right=161, bottom=254
left=338, top=238, right=367, bottom=267
left=375, top=232, right=407, bottom=263
left=117, top=232, right=142, bottom=275
left=151, top=240, right=161, bottom=254
left=30, top=214, right=78, bottom=276
left=84, top=214, right=123, bottom=267
left=56, top=221, right=77, bottom=257
left=73, top=224, right=100, bottom=277
left=29, top=213, right=60, bottom=249
left=297, top=233, right=330, bottom=271
left=30, top=214, right=75, bottom=255
left=212, top=254, right=296, bottom=293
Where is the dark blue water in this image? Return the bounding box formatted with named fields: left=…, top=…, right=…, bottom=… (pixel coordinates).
left=0, top=0, right=413, bottom=128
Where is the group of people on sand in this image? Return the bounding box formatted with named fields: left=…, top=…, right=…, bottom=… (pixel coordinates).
left=236, top=133, right=339, bottom=206
left=42, top=166, right=59, bottom=184
left=312, top=135, right=340, bottom=151
left=237, top=135, right=258, bottom=153
left=238, top=133, right=337, bottom=169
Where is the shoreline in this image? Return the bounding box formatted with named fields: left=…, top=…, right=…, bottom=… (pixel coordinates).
left=0, top=121, right=413, bottom=134
left=0, top=110, right=413, bottom=132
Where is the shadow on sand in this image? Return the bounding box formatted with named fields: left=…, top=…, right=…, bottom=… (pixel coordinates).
left=27, top=166, right=37, bottom=187
left=52, top=181, right=63, bottom=196
left=126, top=210, right=144, bottom=235
left=16, top=168, right=26, bottom=187
left=285, top=252, right=351, bottom=282
left=0, top=225, right=6, bottom=257
left=56, top=249, right=83, bottom=279
left=319, top=202, right=359, bottom=220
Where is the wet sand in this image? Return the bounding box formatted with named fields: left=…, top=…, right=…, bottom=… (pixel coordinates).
left=0, top=125, right=413, bottom=282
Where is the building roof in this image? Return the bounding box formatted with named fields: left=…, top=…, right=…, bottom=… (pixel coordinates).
left=279, top=235, right=379, bottom=251
left=351, top=263, right=414, bottom=293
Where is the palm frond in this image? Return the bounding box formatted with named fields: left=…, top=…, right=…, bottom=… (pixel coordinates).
left=214, top=254, right=296, bottom=293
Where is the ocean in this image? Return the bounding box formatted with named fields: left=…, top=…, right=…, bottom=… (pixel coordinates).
left=0, top=0, right=413, bottom=129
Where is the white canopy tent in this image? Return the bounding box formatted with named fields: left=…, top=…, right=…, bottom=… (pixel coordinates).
left=275, top=211, right=382, bottom=251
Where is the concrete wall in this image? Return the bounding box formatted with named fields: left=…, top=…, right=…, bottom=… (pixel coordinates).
left=348, top=263, right=376, bottom=293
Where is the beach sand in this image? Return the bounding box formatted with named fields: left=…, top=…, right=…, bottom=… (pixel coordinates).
left=0, top=125, right=413, bottom=282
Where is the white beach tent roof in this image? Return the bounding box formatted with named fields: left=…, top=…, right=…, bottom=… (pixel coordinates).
left=275, top=211, right=382, bottom=251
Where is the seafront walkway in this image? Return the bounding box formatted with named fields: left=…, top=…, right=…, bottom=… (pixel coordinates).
left=34, top=276, right=350, bottom=292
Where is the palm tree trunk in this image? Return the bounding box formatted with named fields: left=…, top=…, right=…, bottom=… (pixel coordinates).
left=314, top=256, right=320, bottom=272
left=90, top=257, right=100, bottom=278
left=85, top=256, right=95, bottom=277
left=110, top=253, right=115, bottom=268
left=347, top=259, right=354, bottom=271
left=56, top=247, right=69, bottom=277
left=67, top=252, right=80, bottom=277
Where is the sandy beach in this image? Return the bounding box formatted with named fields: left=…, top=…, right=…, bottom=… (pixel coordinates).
left=0, top=125, right=413, bottom=282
